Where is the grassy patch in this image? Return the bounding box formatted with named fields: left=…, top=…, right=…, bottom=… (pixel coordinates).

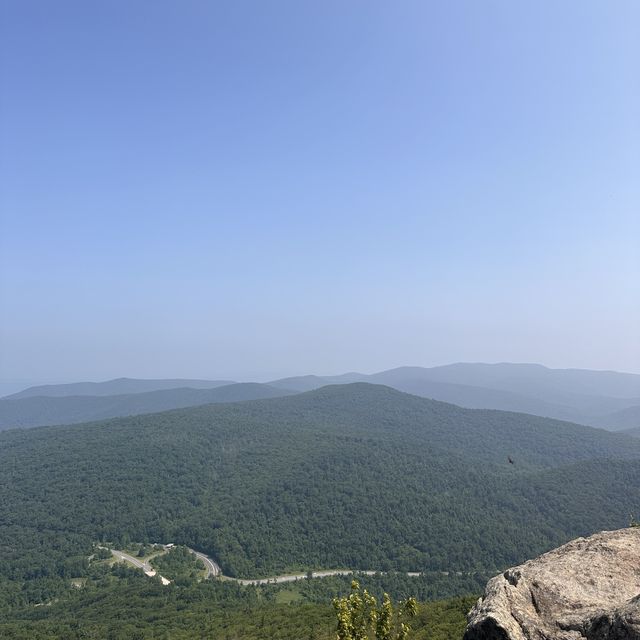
left=275, top=587, right=303, bottom=604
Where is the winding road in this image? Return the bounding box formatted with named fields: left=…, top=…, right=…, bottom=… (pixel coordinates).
left=109, top=545, right=425, bottom=586
left=234, top=569, right=424, bottom=586
left=190, top=549, right=221, bottom=578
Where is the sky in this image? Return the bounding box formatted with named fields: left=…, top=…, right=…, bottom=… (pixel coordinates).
left=1, top=0, right=639, bottom=386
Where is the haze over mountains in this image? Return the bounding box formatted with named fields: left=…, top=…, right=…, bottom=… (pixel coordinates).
left=270, top=364, right=640, bottom=430
left=0, top=383, right=293, bottom=430
left=2, top=383, right=639, bottom=586
left=1, top=376, right=639, bottom=635
left=2, top=363, right=639, bottom=432
left=623, top=424, right=640, bottom=438
left=8, top=377, right=234, bottom=399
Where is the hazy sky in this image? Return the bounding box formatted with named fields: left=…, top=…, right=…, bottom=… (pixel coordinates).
left=1, top=0, right=639, bottom=385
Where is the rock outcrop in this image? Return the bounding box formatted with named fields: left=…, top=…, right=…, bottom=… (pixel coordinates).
left=464, top=528, right=640, bottom=640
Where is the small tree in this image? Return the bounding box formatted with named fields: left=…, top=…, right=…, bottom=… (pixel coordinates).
left=333, top=580, right=418, bottom=640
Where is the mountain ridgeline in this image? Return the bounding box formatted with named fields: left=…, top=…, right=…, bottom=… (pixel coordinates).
left=0, top=383, right=294, bottom=430
left=269, top=364, right=640, bottom=430
left=6, top=377, right=234, bottom=399
left=3, top=363, right=638, bottom=432
left=1, top=382, right=639, bottom=608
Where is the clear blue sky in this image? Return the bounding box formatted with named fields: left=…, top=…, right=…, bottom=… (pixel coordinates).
left=1, top=0, right=638, bottom=385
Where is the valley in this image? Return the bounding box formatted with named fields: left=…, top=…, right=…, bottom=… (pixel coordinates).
left=3, top=0, right=636, bottom=635
left=1, top=377, right=639, bottom=638
left=109, top=542, right=429, bottom=585
left=1, top=383, right=639, bottom=600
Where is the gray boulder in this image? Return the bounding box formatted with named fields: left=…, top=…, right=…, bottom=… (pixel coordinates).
left=464, top=528, right=640, bottom=640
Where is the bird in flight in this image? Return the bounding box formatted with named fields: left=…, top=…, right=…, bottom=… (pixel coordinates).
left=508, top=456, right=514, bottom=465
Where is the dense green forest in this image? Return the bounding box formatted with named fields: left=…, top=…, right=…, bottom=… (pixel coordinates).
left=0, top=383, right=639, bottom=635
left=0, top=563, right=477, bottom=640
left=150, top=546, right=207, bottom=585
left=622, top=421, right=640, bottom=437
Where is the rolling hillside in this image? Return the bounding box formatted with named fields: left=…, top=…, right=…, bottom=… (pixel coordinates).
left=270, top=363, right=640, bottom=428
left=594, top=405, right=640, bottom=431
left=1, top=382, right=639, bottom=600
left=6, top=364, right=638, bottom=432
left=0, top=382, right=293, bottom=430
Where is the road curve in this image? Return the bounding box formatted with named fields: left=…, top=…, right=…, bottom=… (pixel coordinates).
left=189, top=549, right=221, bottom=578
left=107, top=546, right=426, bottom=586
left=110, top=549, right=149, bottom=571
left=109, top=548, right=171, bottom=585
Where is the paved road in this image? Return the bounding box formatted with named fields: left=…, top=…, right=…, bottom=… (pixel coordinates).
left=109, top=548, right=171, bottom=585
left=108, top=546, right=427, bottom=586
left=234, top=569, right=424, bottom=586
left=189, top=549, right=221, bottom=578
left=110, top=549, right=151, bottom=572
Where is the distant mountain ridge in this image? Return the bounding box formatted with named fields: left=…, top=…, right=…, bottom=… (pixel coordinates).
left=1, top=382, right=639, bottom=584
left=269, top=363, right=640, bottom=430
left=3, top=363, right=639, bottom=431
left=6, top=377, right=234, bottom=399
left=0, top=383, right=293, bottom=430
left=593, top=405, right=640, bottom=432
left=400, top=362, right=640, bottom=398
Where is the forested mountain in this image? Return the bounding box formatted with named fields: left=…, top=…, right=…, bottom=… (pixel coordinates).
left=270, top=364, right=640, bottom=428
left=0, top=383, right=293, bottom=430
left=397, top=363, right=640, bottom=398
left=623, top=425, right=640, bottom=438
left=269, top=372, right=366, bottom=391
left=6, top=377, right=234, bottom=399
left=1, top=382, right=639, bottom=612
left=6, top=364, right=638, bottom=433
left=594, top=405, right=640, bottom=431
